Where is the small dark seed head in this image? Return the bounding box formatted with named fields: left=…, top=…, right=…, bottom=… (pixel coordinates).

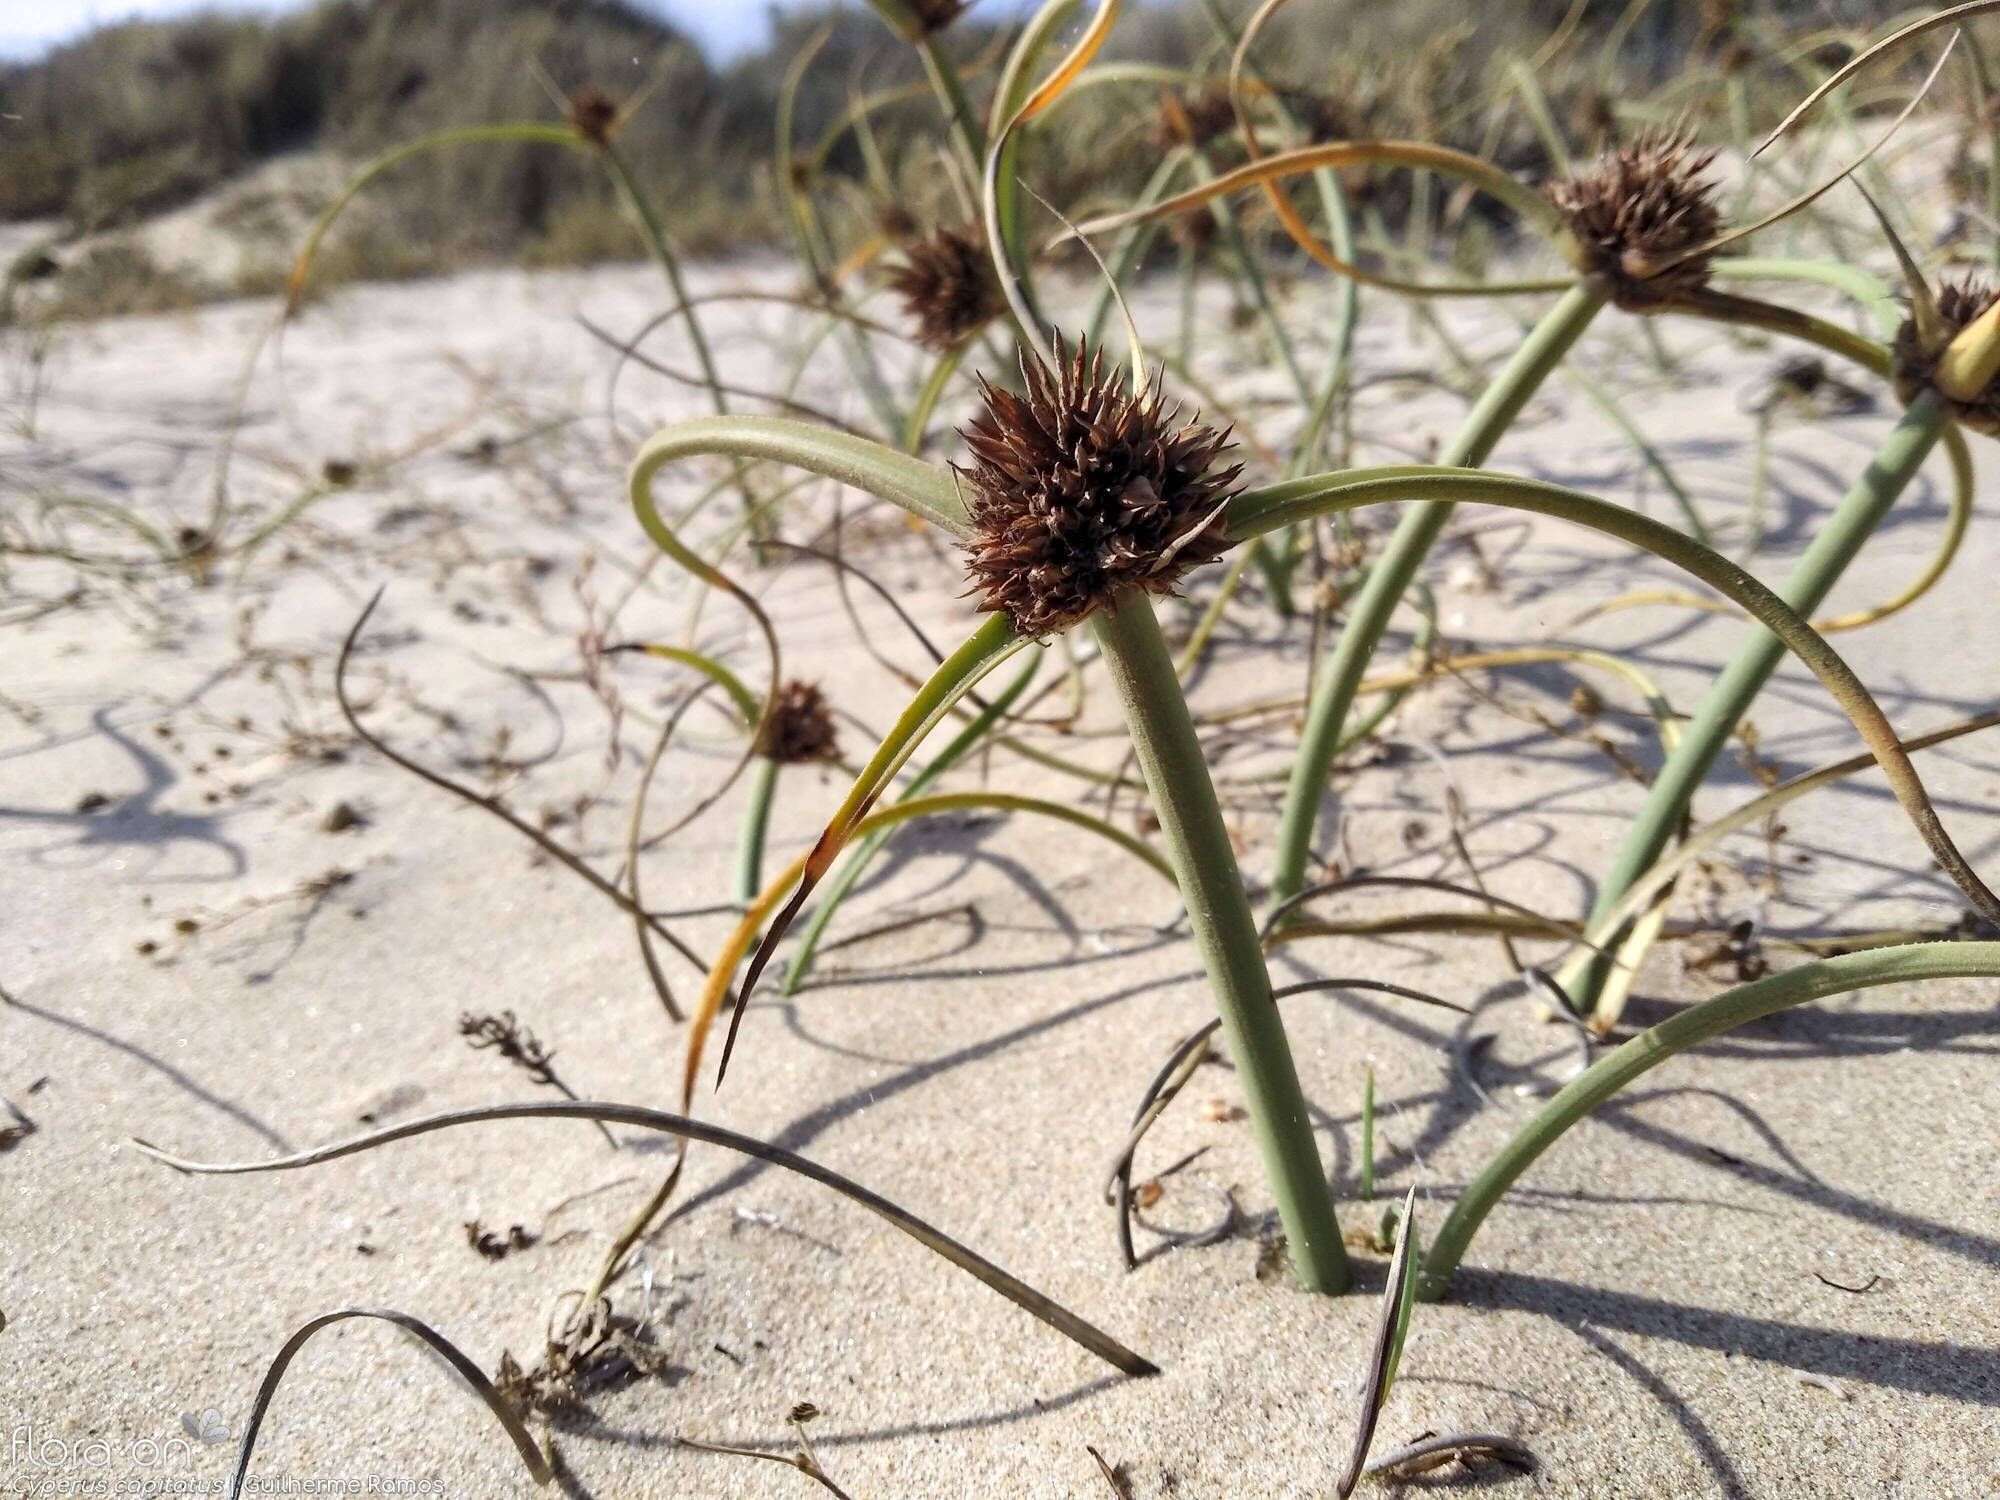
left=567, top=88, right=620, bottom=146
left=875, top=200, right=920, bottom=243
left=1569, top=88, right=1619, bottom=149
left=956, top=338, right=1240, bottom=638
left=1773, top=355, right=1827, bottom=399
left=1894, top=278, right=2000, bottom=435
left=1292, top=92, right=1362, bottom=145
left=1150, top=89, right=1238, bottom=150
left=1167, top=205, right=1218, bottom=251
left=902, top=0, right=971, bottom=38
left=1547, top=130, right=1722, bottom=311
left=885, top=224, right=1003, bottom=351
left=758, top=681, right=840, bottom=764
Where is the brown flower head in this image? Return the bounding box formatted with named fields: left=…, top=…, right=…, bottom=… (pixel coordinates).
left=1168, top=205, right=1218, bottom=251
left=900, top=0, right=971, bottom=38
left=757, top=681, right=840, bottom=764
left=875, top=199, right=920, bottom=243
left=1568, top=88, right=1619, bottom=149
left=956, top=339, right=1240, bottom=638
left=567, top=88, right=620, bottom=146
left=1547, top=130, right=1721, bottom=310
left=1292, top=92, right=1362, bottom=145
left=1894, top=278, right=2000, bottom=436
left=1149, top=89, right=1238, bottom=150
left=885, top=224, right=1003, bottom=351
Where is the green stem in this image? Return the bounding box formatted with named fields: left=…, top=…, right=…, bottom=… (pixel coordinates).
left=735, top=755, right=781, bottom=907
left=602, top=142, right=727, bottom=421
left=902, top=341, right=969, bottom=454
left=916, top=34, right=987, bottom=171
left=1092, top=593, right=1348, bottom=1294
left=776, top=35, right=905, bottom=439
left=1359, top=1067, right=1376, bottom=1203
left=600, top=140, right=771, bottom=533
left=1268, top=281, right=1607, bottom=908
left=1417, top=940, right=2000, bottom=1301
left=1561, top=392, right=1949, bottom=1015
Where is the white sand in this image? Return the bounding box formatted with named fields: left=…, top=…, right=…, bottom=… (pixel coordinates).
left=3, top=258, right=1998, bottom=1498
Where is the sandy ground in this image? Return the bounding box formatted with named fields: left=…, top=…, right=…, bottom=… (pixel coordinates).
left=3, top=255, right=1999, bottom=1499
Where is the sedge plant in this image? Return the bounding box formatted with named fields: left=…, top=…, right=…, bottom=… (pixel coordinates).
left=596, top=2, right=2000, bottom=1303
left=623, top=344, right=2000, bottom=1302
left=1051, top=34, right=1966, bottom=936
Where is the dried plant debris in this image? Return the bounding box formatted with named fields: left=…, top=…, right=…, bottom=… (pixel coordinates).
left=1750, top=356, right=1873, bottom=417
left=319, top=799, right=367, bottom=833
left=496, top=1302, right=683, bottom=1418
left=1362, top=1431, right=1537, bottom=1481
left=756, top=680, right=841, bottom=764
left=1253, top=1227, right=1292, bottom=1284
left=235, top=1310, right=552, bottom=1489
left=1089, top=1445, right=1136, bottom=1498
left=0, top=1098, right=36, bottom=1152
left=459, top=1010, right=558, bottom=1085
left=465, top=1221, right=538, bottom=1260
left=678, top=1401, right=853, bottom=1498
left=1684, top=916, right=1768, bottom=982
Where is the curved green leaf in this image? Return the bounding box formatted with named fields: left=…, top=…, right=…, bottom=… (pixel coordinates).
left=1418, top=941, right=2000, bottom=1300
left=1227, top=464, right=2000, bottom=932
left=632, top=415, right=966, bottom=540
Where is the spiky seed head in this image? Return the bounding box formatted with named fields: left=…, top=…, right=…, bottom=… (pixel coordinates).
left=956, top=338, right=1241, bottom=638
left=567, top=88, right=620, bottom=146
left=1547, top=130, right=1722, bottom=310
left=885, top=224, right=1002, bottom=351
left=757, top=681, right=840, bottom=764
left=1149, top=89, right=1238, bottom=150
left=1894, top=278, right=2000, bottom=436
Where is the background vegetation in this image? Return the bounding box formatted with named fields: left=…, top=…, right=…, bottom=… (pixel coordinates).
left=0, top=0, right=1925, bottom=315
